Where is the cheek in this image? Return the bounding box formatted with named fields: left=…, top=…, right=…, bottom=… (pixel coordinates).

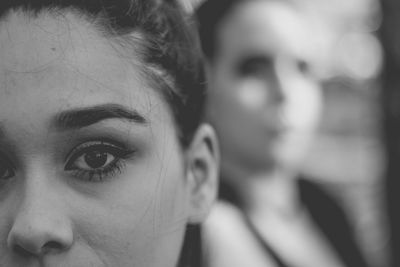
left=285, top=82, right=322, bottom=131
left=74, top=218, right=185, bottom=267
left=210, top=78, right=269, bottom=119
left=154, top=165, right=190, bottom=234
left=73, top=152, right=189, bottom=266
left=236, top=80, right=269, bottom=110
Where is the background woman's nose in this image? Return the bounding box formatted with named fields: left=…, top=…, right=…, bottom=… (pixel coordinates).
left=271, top=58, right=305, bottom=106
left=7, top=210, right=73, bottom=256
left=270, top=60, right=290, bottom=105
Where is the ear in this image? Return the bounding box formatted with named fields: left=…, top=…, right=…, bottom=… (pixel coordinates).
left=185, top=123, right=220, bottom=224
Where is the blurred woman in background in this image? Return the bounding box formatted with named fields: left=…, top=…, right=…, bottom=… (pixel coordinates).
left=196, top=0, right=369, bottom=266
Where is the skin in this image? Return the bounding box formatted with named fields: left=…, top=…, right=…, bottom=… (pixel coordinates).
left=206, top=0, right=322, bottom=176
left=0, top=10, right=218, bottom=267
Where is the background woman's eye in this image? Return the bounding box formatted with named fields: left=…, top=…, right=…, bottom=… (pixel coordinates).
left=238, top=56, right=272, bottom=77
left=297, top=60, right=309, bottom=73
left=0, top=159, right=14, bottom=180
left=296, top=59, right=316, bottom=78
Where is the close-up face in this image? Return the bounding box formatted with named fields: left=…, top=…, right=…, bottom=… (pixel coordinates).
left=206, top=0, right=322, bottom=172
left=0, top=10, right=199, bottom=267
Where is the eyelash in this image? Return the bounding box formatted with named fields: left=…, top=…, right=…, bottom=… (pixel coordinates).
left=64, top=140, right=135, bottom=182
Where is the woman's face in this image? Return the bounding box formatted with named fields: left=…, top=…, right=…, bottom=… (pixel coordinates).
left=0, top=11, right=203, bottom=267
left=206, top=0, right=322, bottom=172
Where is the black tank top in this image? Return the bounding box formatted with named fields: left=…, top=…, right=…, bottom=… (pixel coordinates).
left=244, top=215, right=290, bottom=267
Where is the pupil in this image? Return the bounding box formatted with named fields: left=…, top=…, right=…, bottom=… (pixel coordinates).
left=0, top=164, right=10, bottom=179
left=85, top=151, right=108, bottom=169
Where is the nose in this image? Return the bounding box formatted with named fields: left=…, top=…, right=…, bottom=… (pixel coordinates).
left=7, top=215, right=73, bottom=256
left=7, top=180, right=73, bottom=256
left=270, top=61, right=288, bottom=105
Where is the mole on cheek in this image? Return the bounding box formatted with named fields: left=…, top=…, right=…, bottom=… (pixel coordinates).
left=51, top=47, right=56, bottom=51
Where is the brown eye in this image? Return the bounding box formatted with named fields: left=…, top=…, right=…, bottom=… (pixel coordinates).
left=84, top=151, right=109, bottom=169
left=75, top=149, right=115, bottom=170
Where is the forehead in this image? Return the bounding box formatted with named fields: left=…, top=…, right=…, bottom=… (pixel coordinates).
left=0, top=10, right=128, bottom=74
left=216, top=0, right=313, bottom=60
left=0, top=10, right=164, bottom=123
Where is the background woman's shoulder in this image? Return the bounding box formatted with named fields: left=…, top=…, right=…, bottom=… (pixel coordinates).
left=202, top=201, right=277, bottom=267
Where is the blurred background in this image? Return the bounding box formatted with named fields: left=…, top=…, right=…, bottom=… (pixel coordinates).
left=182, top=0, right=387, bottom=266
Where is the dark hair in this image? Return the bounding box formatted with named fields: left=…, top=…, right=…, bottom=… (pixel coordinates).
left=195, top=0, right=242, bottom=60
left=195, top=0, right=294, bottom=61
left=0, top=0, right=205, bottom=147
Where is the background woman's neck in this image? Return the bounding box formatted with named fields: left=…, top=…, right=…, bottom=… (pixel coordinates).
left=219, top=160, right=302, bottom=219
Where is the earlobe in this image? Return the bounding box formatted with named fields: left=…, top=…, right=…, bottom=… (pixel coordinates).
left=185, top=123, right=220, bottom=224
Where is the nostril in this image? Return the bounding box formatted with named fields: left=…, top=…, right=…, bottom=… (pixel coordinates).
left=42, top=241, right=65, bottom=252
left=13, top=244, right=37, bottom=257
left=12, top=241, right=65, bottom=256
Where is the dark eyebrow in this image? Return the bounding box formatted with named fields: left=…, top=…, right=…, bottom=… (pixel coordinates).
left=54, top=103, right=148, bottom=130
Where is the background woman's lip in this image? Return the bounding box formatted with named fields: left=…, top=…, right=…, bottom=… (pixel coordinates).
left=266, top=128, right=287, bottom=140
left=265, top=121, right=289, bottom=135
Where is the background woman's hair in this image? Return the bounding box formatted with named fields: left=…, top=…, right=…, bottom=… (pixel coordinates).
left=195, top=0, right=242, bottom=60
left=0, top=0, right=206, bottom=147
left=195, top=0, right=296, bottom=61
